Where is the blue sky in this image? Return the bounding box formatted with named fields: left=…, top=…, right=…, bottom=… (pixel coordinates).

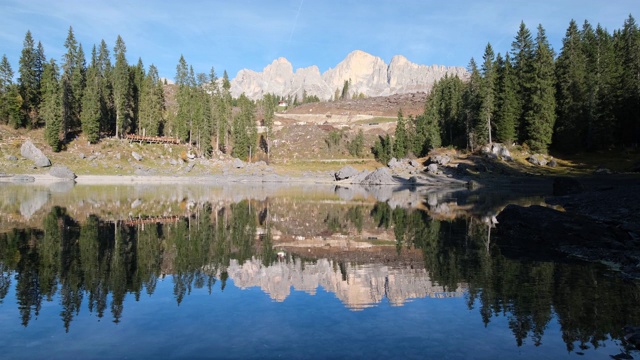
left=1, top=0, right=638, bottom=81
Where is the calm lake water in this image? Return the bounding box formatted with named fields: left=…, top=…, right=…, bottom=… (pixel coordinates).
left=0, top=182, right=638, bottom=359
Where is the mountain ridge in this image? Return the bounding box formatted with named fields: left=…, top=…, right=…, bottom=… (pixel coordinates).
left=230, top=50, right=468, bottom=101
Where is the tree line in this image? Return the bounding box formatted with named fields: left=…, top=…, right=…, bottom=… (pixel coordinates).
left=374, top=15, right=640, bottom=159
left=0, top=27, right=280, bottom=158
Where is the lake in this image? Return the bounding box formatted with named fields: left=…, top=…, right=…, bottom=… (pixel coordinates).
left=0, top=182, right=638, bottom=359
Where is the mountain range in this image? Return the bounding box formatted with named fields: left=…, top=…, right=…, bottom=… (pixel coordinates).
left=229, top=50, right=468, bottom=101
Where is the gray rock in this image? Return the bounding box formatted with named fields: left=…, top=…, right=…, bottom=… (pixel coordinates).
left=49, top=165, right=77, bottom=180
left=169, top=159, right=178, bottom=166
left=427, top=163, right=439, bottom=174
left=360, top=167, right=397, bottom=185
left=185, top=162, right=195, bottom=173
left=387, top=158, right=399, bottom=168
left=20, top=140, right=51, bottom=167
left=409, top=159, right=421, bottom=168
left=548, top=159, right=557, bottom=168
left=594, top=167, right=611, bottom=175
left=233, top=158, right=245, bottom=169
left=430, top=155, right=450, bottom=166
left=131, top=151, right=143, bottom=161
left=335, top=165, right=359, bottom=180
left=19, top=190, right=49, bottom=218
left=490, top=143, right=512, bottom=161
left=528, top=154, right=548, bottom=166
left=79, top=153, right=86, bottom=159
left=5, top=155, right=18, bottom=161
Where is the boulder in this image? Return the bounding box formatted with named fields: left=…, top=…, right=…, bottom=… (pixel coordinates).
left=335, top=165, right=359, bottom=180
left=387, top=158, right=399, bottom=168
left=360, top=167, right=397, bottom=185
left=5, top=155, right=18, bottom=161
left=594, top=166, right=612, bottom=175
left=233, top=158, right=245, bottom=169
left=528, top=154, right=548, bottom=166
left=490, top=143, right=512, bottom=161
left=553, top=177, right=584, bottom=196
left=429, top=154, right=450, bottom=166
left=49, top=165, right=77, bottom=180
left=409, top=159, right=421, bottom=168
left=548, top=159, right=557, bottom=168
left=426, top=163, right=438, bottom=174
left=20, top=140, right=51, bottom=167
left=131, top=151, right=143, bottom=161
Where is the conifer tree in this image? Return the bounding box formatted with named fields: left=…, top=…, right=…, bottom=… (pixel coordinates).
left=97, top=39, right=114, bottom=134
left=138, top=64, right=164, bottom=137
left=554, top=20, right=587, bottom=151
left=511, top=22, right=534, bottom=143
left=232, top=94, right=257, bottom=159
left=81, top=46, right=101, bottom=143
left=394, top=109, right=408, bottom=158
left=61, top=26, right=80, bottom=140
left=478, top=43, right=496, bottom=145
left=0, top=55, right=23, bottom=128
left=18, top=31, right=40, bottom=128
left=617, top=15, right=640, bottom=145
left=113, top=35, right=131, bottom=138
left=524, top=25, right=556, bottom=153
left=462, top=58, right=481, bottom=150
left=41, top=59, right=63, bottom=151
left=494, top=53, right=519, bottom=144
left=131, top=58, right=145, bottom=134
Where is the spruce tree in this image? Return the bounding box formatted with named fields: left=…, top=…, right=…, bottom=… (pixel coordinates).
left=81, top=46, right=101, bottom=143
left=462, top=58, right=481, bottom=150
left=18, top=31, right=39, bottom=128
left=524, top=25, right=556, bottom=153
left=617, top=15, right=640, bottom=145
left=61, top=26, right=79, bottom=140
left=495, top=53, right=519, bottom=144
left=138, top=64, right=164, bottom=137
left=97, top=39, right=114, bottom=134
left=232, top=94, right=256, bottom=159
left=131, top=58, right=145, bottom=134
left=554, top=20, right=587, bottom=151
left=41, top=59, right=63, bottom=151
left=113, top=35, right=131, bottom=138
left=511, top=21, right=534, bottom=143
left=394, top=109, right=408, bottom=158
left=478, top=43, right=496, bottom=145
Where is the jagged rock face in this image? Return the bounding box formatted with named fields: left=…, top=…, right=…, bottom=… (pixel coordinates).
left=230, top=50, right=467, bottom=100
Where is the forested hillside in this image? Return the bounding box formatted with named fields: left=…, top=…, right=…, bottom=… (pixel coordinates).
left=1, top=15, right=639, bottom=161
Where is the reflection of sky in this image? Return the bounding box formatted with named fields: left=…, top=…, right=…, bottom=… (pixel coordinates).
left=0, top=275, right=625, bottom=359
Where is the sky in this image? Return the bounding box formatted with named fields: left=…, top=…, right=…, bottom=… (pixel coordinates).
left=1, top=0, right=638, bottom=81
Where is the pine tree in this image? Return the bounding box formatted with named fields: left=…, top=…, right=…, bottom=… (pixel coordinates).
left=0, top=55, right=23, bottom=128
left=232, top=94, right=257, bottom=159
left=617, top=15, right=640, bottom=145
left=18, top=31, right=39, bottom=128
left=81, top=46, right=101, bottom=143
left=113, top=35, right=131, bottom=138
left=41, top=59, right=63, bottom=151
left=554, top=20, right=587, bottom=151
left=173, top=55, right=191, bottom=142
left=61, top=26, right=79, bottom=140
left=588, top=24, right=618, bottom=148
left=394, top=109, right=408, bottom=158
left=131, top=58, right=145, bottom=134
left=138, top=64, right=164, bottom=137
left=524, top=25, right=556, bottom=153
left=462, top=58, right=481, bottom=150
left=97, top=39, right=114, bottom=134
left=495, top=53, right=519, bottom=144
left=436, top=75, right=465, bottom=147
left=478, top=43, right=496, bottom=145
left=511, top=21, right=535, bottom=143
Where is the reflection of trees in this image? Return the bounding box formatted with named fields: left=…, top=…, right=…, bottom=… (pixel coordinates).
left=369, top=203, right=640, bottom=352
left=0, top=200, right=269, bottom=329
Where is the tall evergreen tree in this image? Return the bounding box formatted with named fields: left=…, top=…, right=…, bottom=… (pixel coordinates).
left=478, top=43, right=496, bottom=145
left=41, top=59, right=63, bottom=151
left=131, top=58, right=145, bottom=134
left=462, top=58, right=481, bottom=150
left=511, top=21, right=535, bottom=143
left=113, top=35, right=131, bottom=138
left=524, top=25, right=556, bottom=153
left=173, top=55, right=191, bottom=142
left=617, top=15, right=640, bottom=145
left=394, top=109, right=408, bottom=158
left=18, top=31, right=40, bottom=128
left=232, top=94, right=257, bottom=159
left=495, top=53, right=519, bottom=144
left=97, top=39, right=114, bottom=134
left=554, top=20, right=587, bottom=151
left=81, top=46, right=101, bottom=143
left=138, top=64, right=164, bottom=137
left=61, top=26, right=80, bottom=140
left=0, top=55, right=23, bottom=128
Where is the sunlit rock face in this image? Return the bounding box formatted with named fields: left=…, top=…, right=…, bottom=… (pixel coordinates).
left=230, top=50, right=468, bottom=101
left=225, top=257, right=466, bottom=310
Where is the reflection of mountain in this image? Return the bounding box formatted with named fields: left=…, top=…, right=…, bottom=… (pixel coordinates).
left=226, top=257, right=465, bottom=310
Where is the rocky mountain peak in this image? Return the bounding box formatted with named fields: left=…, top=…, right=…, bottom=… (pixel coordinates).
left=230, top=50, right=468, bottom=100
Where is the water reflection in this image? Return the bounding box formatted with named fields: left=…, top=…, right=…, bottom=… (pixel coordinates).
left=0, top=183, right=639, bottom=357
